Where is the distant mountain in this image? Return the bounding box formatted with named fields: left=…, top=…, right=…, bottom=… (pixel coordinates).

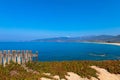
left=31, top=35, right=120, bottom=43
left=31, top=37, right=77, bottom=42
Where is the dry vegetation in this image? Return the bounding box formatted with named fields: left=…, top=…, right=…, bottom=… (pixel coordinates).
left=0, top=60, right=120, bottom=80
left=0, top=62, right=41, bottom=80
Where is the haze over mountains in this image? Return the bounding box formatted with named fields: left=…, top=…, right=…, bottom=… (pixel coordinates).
left=31, top=35, right=120, bottom=43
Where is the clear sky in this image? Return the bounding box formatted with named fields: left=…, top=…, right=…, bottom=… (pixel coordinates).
left=0, top=0, right=120, bottom=41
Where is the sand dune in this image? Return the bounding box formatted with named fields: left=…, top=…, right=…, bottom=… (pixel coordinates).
left=91, top=66, right=120, bottom=80
left=40, top=66, right=120, bottom=80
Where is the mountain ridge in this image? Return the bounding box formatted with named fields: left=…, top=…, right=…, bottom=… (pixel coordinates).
left=31, top=35, right=120, bottom=43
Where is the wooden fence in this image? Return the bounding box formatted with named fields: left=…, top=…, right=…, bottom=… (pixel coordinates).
left=0, top=50, right=38, bottom=67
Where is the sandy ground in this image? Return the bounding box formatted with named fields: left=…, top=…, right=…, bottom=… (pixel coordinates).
left=40, top=66, right=120, bottom=80
left=104, top=43, right=120, bottom=46
left=84, top=42, right=120, bottom=46
left=41, top=72, right=93, bottom=80
left=96, top=42, right=120, bottom=46
left=93, top=42, right=120, bottom=46
left=65, top=72, right=90, bottom=80
left=91, top=66, right=120, bottom=80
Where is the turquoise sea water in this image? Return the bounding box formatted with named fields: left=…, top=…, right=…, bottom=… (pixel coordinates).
left=0, top=42, right=120, bottom=61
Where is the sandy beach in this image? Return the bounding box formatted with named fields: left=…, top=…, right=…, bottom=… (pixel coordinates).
left=101, top=42, right=120, bottom=46
left=83, top=42, right=120, bottom=46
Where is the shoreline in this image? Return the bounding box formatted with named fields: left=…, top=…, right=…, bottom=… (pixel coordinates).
left=100, top=42, right=120, bottom=46
left=82, top=42, right=120, bottom=46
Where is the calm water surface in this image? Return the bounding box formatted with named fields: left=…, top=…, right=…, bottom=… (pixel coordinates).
left=0, top=42, right=120, bottom=61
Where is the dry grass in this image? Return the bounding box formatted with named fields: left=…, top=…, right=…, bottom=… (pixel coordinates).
left=0, top=60, right=120, bottom=80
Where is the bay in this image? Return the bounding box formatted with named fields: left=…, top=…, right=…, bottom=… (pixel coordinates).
left=0, top=42, right=120, bottom=61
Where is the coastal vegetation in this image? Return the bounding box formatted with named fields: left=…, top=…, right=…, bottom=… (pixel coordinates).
left=0, top=62, right=41, bottom=80
left=0, top=60, right=120, bottom=80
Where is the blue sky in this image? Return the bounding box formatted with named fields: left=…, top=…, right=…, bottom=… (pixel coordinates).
left=0, top=0, right=120, bottom=41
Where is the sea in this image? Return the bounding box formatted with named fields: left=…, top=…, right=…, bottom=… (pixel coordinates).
left=0, top=42, right=120, bottom=61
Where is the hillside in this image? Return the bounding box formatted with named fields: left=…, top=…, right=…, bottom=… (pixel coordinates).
left=1, top=60, right=120, bottom=80
left=31, top=35, right=120, bottom=43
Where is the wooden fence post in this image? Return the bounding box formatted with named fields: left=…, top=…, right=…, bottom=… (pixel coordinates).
left=29, top=50, right=32, bottom=62
left=17, top=50, right=21, bottom=64
left=12, top=50, right=17, bottom=63
left=0, top=51, right=2, bottom=65
left=36, top=51, right=38, bottom=61
left=3, top=50, right=7, bottom=67
left=7, top=50, right=11, bottom=64
left=21, top=50, right=25, bottom=64
left=25, top=50, right=29, bottom=63
left=0, top=50, right=37, bottom=66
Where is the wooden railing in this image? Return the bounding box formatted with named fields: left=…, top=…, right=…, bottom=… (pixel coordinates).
left=0, top=50, right=38, bottom=67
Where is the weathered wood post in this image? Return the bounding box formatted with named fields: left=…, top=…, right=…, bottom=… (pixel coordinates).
left=12, top=50, right=17, bottom=63
left=0, top=50, right=37, bottom=66
left=36, top=51, right=38, bottom=61
left=3, top=50, right=7, bottom=67
left=7, top=50, right=11, bottom=64
left=17, top=50, right=21, bottom=64
left=0, top=51, right=2, bottom=65
left=21, top=50, right=25, bottom=64
left=29, top=50, right=32, bottom=62
left=25, top=50, right=29, bottom=63
left=27, top=50, right=30, bottom=62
